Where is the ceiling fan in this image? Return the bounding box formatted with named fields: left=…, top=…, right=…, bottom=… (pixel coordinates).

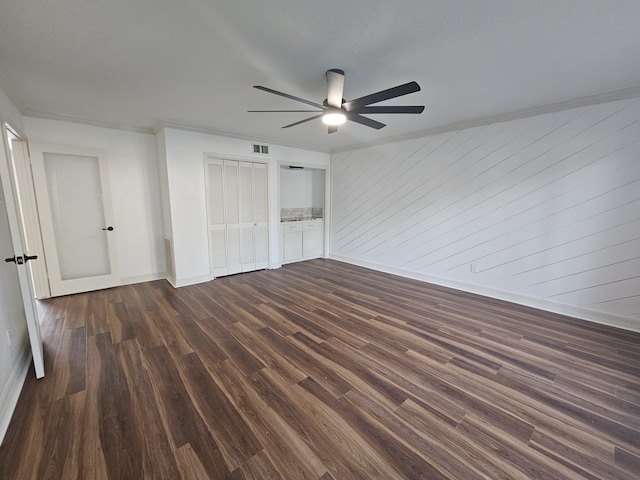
left=248, top=69, right=425, bottom=133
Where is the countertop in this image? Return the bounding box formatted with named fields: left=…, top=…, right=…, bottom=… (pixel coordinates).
left=280, top=217, right=323, bottom=222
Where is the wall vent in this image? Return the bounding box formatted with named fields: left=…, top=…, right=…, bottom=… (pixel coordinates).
left=251, top=143, right=270, bottom=155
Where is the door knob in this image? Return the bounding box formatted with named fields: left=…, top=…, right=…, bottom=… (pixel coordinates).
left=4, top=255, right=24, bottom=264
left=24, top=254, right=38, bottom=263
left=102, top=226, right=114, bottom=231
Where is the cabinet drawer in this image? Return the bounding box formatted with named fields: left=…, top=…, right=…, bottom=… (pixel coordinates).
left=282, top=222, right=302, bottom=232
left=303, top=221, right=321, bottom=230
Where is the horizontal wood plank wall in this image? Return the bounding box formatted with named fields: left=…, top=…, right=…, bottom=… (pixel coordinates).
left=1, top=260, right=639, bottom=479
left=331, top=97, right=640, bottom=327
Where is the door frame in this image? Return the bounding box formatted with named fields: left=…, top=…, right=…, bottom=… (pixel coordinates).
left=29, top=142, right=120, bottom=296
left=0, top=120, right=45, bottom=378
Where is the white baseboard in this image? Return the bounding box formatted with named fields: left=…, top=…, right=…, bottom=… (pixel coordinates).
left=120, top=272, right=166, bottom=286
left=330, top=254, right=640, bottom=334
left=0, top=347, right=31, bottom=446
left=173, top=274, right=212, bottom=288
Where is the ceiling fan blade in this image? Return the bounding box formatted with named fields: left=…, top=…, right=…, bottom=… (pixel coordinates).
left=347, top=114, right=386, bottom=130
left=248, top=109, right=322, bottom=112
left=348, top=105, right=425, bottom=114
left=281, top=114, right=323, bottom=129
left=326, top=69, right=345, bottom=108
left=253, top=86, right=324, bottom=109
left=343, top=81, right=421, bottom=111
left=328, top=125, right=338, bottom=134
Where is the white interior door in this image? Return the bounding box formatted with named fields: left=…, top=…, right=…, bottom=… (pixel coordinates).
left=30, top=143, right=119, bottom=296
left=0, top=128, right=44, bottom=378
left=224, top=160, right=243, bottom=275
left=253, top=163, right=268, bottom=269
left=8, top=139, right=50, bottom=299
left=206, top=157, right=268, bottom=278
left=239, top=162, right=255, bottom=271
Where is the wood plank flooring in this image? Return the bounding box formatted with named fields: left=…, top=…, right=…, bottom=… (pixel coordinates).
left=1, top=258, right=640, bottom=479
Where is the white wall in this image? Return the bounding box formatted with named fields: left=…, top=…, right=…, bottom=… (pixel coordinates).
left=161, top=128, right=329, bottom=285
left=23, top=118, right=166, bottom=283
left=331, top=97, right=640, bottom=332
left=280, top=167, right=325, bottom=209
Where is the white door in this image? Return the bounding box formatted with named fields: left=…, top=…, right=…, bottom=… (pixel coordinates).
left=251, top=162, right=268, bottom=270
left=30, top=143, right=120, bottom=296
left=224, top=160, right=243, bottom=275
left=0, top=129, right=44, bottom=378
left=239, top=162, right=256, bottom=272
left=205, top=158, right=268, bottom=278
left=8, top=139, right=50, bottom=299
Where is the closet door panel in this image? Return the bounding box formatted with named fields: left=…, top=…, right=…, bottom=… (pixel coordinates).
left=226, top=226, right=242, bottom=275
left=255, top=224, right=268, bottom=269
left=253, top=163, right=267, bottom=223
left=206, top=160, right=228, bottom=276
left=253, top=162, right=268, bottom=269
left=206, top=158, right=268, bottom=278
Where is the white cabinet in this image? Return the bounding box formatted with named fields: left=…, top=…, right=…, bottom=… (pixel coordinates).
left=281, top=219, right=323, bottom=264
left=206, top=158, right=268, bottom=278
left=302, top=220, right=323, bottom=258
left=282, top=222, right=303, bottom=262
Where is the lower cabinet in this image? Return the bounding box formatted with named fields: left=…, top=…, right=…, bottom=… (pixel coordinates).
left=281, top=219, right=324, bottom=264
left=282, top=223, right=303, bottom=262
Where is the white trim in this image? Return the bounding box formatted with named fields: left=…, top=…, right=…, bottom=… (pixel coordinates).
left=120, top=272, right=166, bottom=286
left=24, top=110, right=154, bottom=135
left=0, top=346, right=30, bottom=446
left=330, top=254, right=640, bottom=334
left=173, top=274, right=211, bottom=288
left=158, top=120, right=327, bottom=153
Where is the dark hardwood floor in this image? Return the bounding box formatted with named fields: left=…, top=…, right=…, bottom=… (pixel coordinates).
left=1, top=259, right=640, bottom=479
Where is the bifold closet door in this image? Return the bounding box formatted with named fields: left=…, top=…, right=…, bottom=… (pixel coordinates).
left=239, top=161, right=268, bottom=272
left=206, top=158, right=268, bottom=278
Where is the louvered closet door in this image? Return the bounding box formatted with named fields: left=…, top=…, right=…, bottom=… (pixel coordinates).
left=253, top=163, right=268, bottom=270
left=239, top=162, right=255, bottom=272
left=207, top=159, right=227, bottom=278
left=224, top=160, right=243, bottom=275
left=206, top=158, right=268, bottom=278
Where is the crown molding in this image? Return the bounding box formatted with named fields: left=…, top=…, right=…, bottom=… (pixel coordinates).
left=23, top=110, right=155, bottom=135
left=155, top=119, right=329, bottom=153
left=18, top=84, right=640, bottom=155
left=330, top=84, right=640, bottom=154
left=0, top=74, right=26, bottom=113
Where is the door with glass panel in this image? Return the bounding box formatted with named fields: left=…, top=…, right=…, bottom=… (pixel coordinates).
left=30, top=143, right=120, bottom=296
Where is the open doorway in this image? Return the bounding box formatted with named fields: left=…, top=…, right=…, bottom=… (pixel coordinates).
left=278, top=164, right=329, bottom=264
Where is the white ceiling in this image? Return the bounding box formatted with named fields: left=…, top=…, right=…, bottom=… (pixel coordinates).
left=1, top=1, right=640, bottom=152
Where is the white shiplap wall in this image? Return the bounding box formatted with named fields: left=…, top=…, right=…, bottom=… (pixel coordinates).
left=331, top=98, right=640, bottom=331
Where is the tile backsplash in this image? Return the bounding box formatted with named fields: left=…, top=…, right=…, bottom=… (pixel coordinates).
left=281, top=207, right=323, bottom=222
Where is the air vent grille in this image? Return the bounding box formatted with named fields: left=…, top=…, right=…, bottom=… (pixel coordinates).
left=251, top=143, right=270, bottom=155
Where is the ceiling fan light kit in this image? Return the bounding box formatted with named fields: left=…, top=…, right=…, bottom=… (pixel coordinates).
left=250, top=69, right=424, bottom=133
left=322, top=108, right=347, bottom=126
